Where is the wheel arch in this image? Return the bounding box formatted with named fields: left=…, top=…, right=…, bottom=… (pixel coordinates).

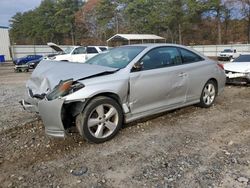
left=90, top=92, right=123, bottom=107
left=63, top=92, right=123, bottom=121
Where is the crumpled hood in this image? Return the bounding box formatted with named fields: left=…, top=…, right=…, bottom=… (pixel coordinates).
left=27, top=60, right=118, bottom=95
left=224, top=62, right=250, bottom=73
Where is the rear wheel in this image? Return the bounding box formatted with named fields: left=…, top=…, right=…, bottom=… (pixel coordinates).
left=76, top=96, right=123, bottom=143
left=198, top=80, right=217, bottom=108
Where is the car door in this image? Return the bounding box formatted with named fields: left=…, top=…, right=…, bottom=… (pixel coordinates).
left=71, top=47, right=87, bottom=62
left=177, top=47, right=209, bottom=102
left=129, top=47, right=189, bottom=115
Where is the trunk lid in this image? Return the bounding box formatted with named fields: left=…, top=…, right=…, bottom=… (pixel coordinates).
left=224, top=62, right=250, bottom=73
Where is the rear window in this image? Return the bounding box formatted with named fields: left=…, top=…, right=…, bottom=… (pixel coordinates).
left=179, top=48, right=204, bottom=64
left=87, top=47, right=98, bottom=54
left=233, top=55, right=250, bottom=62
left=99, top=47, right=108, bottom=51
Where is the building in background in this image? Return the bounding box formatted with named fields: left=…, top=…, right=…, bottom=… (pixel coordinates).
left=0, top=26, right=11, bottom=61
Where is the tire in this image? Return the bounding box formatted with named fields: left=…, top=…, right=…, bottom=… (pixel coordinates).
left=198, top=80, right=217, bottom=108
left=76, top=96, right=123, bottom=143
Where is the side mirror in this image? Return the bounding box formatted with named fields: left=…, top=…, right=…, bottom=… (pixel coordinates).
left=132, top=61, right=143, bottom=72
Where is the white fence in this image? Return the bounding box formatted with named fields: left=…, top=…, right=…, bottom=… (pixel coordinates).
left=10, top=45, right=70, bottom=59
left=9, top=44, right=250, bottom=60
left=190, top=44, right=250, bottom=57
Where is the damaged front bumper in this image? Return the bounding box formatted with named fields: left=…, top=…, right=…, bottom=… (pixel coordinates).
left=21, top=97, right=67, bottom=138
left=14, top=64, right=29, bottom=71
left=20, top=99, right=39, bottom=112
left=217, top=56, right=231, bottom=61
left=38, top=98, right=66, bottom=137
left=225, top=72, right=250, bottom=84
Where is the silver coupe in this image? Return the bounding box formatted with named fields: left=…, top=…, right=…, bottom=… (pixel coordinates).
left=21, top=44, right=226, bottom=143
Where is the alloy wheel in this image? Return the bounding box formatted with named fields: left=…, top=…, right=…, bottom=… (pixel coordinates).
left=203, top=83, right=216, bottom=105
left=87, top=104, right=119, bottom=139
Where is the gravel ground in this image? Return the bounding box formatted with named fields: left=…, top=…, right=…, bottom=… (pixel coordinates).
left=0, top=63, right=37, bottom=132
left=0, top=62, right=250, bottom=188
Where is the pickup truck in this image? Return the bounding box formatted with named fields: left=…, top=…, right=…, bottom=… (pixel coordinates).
left=217, top=49, right=239, bottom=61
left=47, top=42, right=108, bottom=63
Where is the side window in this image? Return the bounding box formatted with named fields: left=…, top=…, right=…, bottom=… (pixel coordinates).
left=87, top=47, right=98, bottom=54
left=179, top=48, right=204, bottom=64
left=73, top=47, right=86, bottom=54
left=140, top=47, right=182, bottom=70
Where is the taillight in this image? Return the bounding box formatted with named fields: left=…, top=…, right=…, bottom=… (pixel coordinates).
left=217, top=63, right=224, bottom=70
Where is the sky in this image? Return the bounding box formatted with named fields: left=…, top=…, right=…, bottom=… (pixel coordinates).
left=0, top=0, right=42, bottom=27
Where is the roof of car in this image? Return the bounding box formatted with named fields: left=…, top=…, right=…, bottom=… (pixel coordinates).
left=116, top=43, right=208, bottom=59
left=120, top=43, right=189, bottom=48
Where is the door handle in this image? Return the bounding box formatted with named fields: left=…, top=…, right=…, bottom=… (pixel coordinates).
left=178, top=72, right=187, bottom=77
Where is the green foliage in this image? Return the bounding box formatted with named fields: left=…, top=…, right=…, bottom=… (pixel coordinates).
left=9, top=0, right=250, bottom=45
left=10, top=0, right=81, bottom=44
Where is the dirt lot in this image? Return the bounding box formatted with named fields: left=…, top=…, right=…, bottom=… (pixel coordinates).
left=0, top=62, right=249, bottom=188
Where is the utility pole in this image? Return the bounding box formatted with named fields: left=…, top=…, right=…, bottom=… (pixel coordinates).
left=178, top=24, right=182, bottom=44
left=115, top=13, right=119, bottom=33
left=71, top=24, right=75, bottom=45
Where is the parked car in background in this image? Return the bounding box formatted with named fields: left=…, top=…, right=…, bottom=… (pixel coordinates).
left=21, top=44, right=226, bottom=143
left=217, top=49, right=239, bottom=61
left=13, top=55, right=43, bottom=72
left=28, top=56, right=43, bottom=69
left=13, top=55, right=43, bottom=65
left=47, top=42, right=108, bottom=63
left=224, top=54, right=250, bottom=84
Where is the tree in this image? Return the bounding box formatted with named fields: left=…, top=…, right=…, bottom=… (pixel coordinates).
left=96, top=0, right=122, bottom=39
left=10, top=0, right=82, bottom=44
left=240, top=0, right=250, bottom=43
left=54, top=0, right=82, bottom=44
left=9, top=0, right=250, bottom=45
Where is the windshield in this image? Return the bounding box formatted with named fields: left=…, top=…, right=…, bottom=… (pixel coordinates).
left=221, top=49, right=233, bottom=53
left=233, top=55, right=250, bottom=62
left=85, top=46, right=146, bottom=68
left=64, top=47, right=74, bottom=54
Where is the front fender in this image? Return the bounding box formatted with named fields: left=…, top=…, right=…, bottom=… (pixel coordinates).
left=64, top=79, right=129, bottom=104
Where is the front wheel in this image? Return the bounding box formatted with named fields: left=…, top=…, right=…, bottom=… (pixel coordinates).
left=76, top=96, right=123, bottom=143
left=198, top=80, right=217, bottom=108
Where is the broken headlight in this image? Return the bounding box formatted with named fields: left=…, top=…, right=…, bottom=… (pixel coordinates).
left=46, top=79, right=84, bottom=100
